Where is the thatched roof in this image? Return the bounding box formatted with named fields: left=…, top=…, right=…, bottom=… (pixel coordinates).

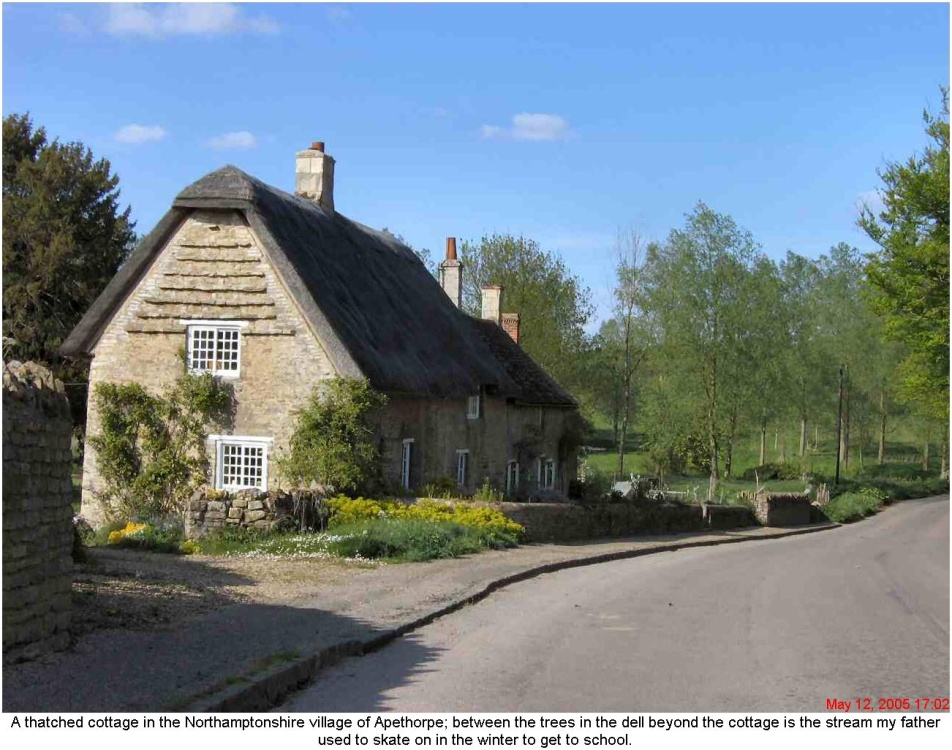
left=62, top=166, right=575, bottom=407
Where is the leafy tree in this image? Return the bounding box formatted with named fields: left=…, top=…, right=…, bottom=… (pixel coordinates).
left=609, top=230, right=650, bottom=477
left=859, top=89, right=949, bottom=425
left=459, top=233, right=593, bottom=394
left=2, top=114, right=137, bottom=376
left=639, top=204, right=761, bottom=495
left=278, top=377, right=388, bottom=494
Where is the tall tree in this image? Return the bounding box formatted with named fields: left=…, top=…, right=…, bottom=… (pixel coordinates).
left=859, top=89, right=949, bottom=427
left=610, top=230, right=650, bottom=478
left=640, top=203, right=761, bottom=496
left=3, top=114, right=136, bottom=381
left=459, top=233, right=593, bottom=393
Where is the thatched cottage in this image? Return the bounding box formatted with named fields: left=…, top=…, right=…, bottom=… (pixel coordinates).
left=63, top=143, right=579, bottom=524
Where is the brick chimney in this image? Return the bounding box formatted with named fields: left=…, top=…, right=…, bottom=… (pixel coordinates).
left=439, top=237, right=462, bottom=308
left=481, top=286, right=503, bottom=325
left=295, top=141, right=335, bottom=211
left=501, top=312, right=520, bottom=344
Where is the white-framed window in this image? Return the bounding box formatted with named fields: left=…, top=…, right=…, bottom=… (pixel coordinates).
left=467, top=394, right=481, bottom=420
left=543, top=458, right=556, bottom=490
left=211, top=435, right=271, bottom=491
left=506, top=460, right=520, bottom=495
left=185, top=321, right=245, bottom=377
left=401, top=439, right=414, bottom=491
left=456, top=449, right=470, bottom=486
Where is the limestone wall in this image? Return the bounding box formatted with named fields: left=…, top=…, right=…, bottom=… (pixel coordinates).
left=185, top=488, right=328, bottom=538
left=3, top=362, right=74, bottom=663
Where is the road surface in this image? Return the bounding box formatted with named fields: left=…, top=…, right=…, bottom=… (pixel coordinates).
left=280, top=496, right=949, bottom=712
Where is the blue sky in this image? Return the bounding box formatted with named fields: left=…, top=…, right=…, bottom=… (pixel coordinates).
left=2, top=2, right=948, bottom=325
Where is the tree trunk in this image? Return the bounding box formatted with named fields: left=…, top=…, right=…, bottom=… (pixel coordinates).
left=814, top=425, right=819, bottom=452
left=799, top=418, right=807, bottom=458
left=841, top=376, right=851, bottom=472
left=878, top=390, right=887, bottom=465
left=922, top=439, right=930, bottom=471
left=725, top=409, right=737, bottom=479
left=941, top=432, right=948, bottom=479
left=759, top=418, right=768, bottom=466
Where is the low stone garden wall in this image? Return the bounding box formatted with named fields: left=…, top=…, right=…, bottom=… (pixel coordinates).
left=3, top=362, right=74, bottom=664
left=185, top=489, right=759, bottom=543
left=185, top=488, right=327, bottom=539
left=750, top=492, right=814, bottom=527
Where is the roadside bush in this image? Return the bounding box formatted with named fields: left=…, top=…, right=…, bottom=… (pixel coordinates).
left=822, top=490, right=886, bottom=524
left=740, top=463, right=803, bottom=482
left=856, top=463, right=936, bottom=481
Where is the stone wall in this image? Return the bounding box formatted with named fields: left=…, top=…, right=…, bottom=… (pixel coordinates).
left=3, top=362, right=74, bottom=663
left=751, top=492, right=813, bottom=527
left=185, top=488, right=327, bottom=538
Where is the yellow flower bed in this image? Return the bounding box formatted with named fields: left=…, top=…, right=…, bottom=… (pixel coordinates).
left=326, top=495, right=523, bottom=537
left=107, top=521, right=148, bottom=543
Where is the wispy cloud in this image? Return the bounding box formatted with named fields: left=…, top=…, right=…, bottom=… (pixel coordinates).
left=205, top=131, right=258, bottom=150
left=481, top=113, right=572, bottom=142
left=105, top=3, right=279, bottom=38
left=855, top=189, right=885, bottom=218
left=325, top=6, right=352, bottom=23
left=114, top=124, right=167, bottom=144
left=59, top=12, right=90, bottom=35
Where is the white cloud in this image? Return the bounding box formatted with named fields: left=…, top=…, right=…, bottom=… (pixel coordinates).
left=480, top=113, right=571, bottom=142
left=105, top=3, right=279, bottom=38
left=205, top=131, right=258, bottom=150
left=114, top=124, right=167, bottom=144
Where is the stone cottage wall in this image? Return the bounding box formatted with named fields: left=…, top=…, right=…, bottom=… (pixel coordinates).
left=3, top=362, right=74, bottom=663
left=81, top=209, right=336, bottom=525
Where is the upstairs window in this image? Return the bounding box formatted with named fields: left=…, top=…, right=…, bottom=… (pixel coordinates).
left=467, top=394, right=481, bottom=420
left=187, top=324, right=242, bottom=377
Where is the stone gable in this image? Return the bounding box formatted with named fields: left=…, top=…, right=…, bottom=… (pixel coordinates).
left=80, top=210, right=337, bottom=525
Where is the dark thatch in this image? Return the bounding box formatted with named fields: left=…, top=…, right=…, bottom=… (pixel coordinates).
left=62, top=165, right=576, bottom=407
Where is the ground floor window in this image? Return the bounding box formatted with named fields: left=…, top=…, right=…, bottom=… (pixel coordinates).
left=506, top=460, right=520, bottom=495
left=456, top=449, right=470, bottom=486
left=538, top=457, right=556, bottom=490
left=401, top=439, right=414, bottom=490
left=212, top=436, right=271, bottom=491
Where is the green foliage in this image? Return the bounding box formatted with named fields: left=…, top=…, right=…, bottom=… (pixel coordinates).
left=277, top=378, right=387, bottom=494
left=88, top=371, right=232, bottom=521
left=823, top=490, right=887, bottom=524
left=472, top=479, right=504, bottom=503
left=859, top=90, right=950, bottom=422
left=104, top=517, right=187, bottom=554
left=459, top=233, right=593, bottom=395
left=2, top=114, right=137, bottom=422
left=325, top=518, right=503, bottom=562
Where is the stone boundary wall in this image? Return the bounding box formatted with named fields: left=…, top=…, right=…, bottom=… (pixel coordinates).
left=751, top=492, right=813, bottom=527
left=702, top=503, right=758, bottom=530
left=3, top=362, right=73, bottom=664
left=184, top=489, right=759, bottom=543
left=185, top=489, right=327, bottom=538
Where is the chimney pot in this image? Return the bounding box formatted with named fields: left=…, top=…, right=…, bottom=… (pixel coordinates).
left=446, top=237, right=457, bottom=261
left=311, top=141, right=325, bottom=152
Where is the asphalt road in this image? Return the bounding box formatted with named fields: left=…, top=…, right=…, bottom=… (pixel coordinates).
left=280, top=496, right=949, bottom=712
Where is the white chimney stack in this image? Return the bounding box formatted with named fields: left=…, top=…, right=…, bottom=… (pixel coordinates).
left=439, top=237, right=462, bottom=308
left=295, top=141, right=335, bottom=211
left=481, top=286, right=503, bottom=325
